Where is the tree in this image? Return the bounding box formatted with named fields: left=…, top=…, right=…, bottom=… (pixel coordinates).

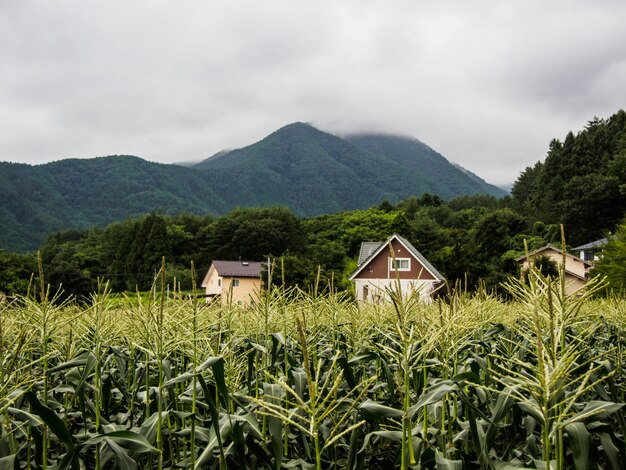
left=472, top=209, right=528, bottom=288
left=522, top=254, right=559, bottom=283
left=592, top=219, right=626, bottom=293
left=0, top=250, right=36, bottom=295
left=561, top=174, right=625, bottom=245
left=203, top=207, right=305, bottom=261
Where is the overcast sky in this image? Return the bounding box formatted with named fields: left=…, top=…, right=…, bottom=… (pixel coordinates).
left=1, top=1, right=625, bottom=186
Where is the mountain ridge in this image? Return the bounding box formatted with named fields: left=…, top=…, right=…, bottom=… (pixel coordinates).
left=1, top=122, right=506, bottom=251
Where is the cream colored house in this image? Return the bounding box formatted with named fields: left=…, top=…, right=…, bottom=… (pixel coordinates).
left=516, top=245, right=591, bottom=295
left=201, top=260, right=263, bottom=306
left=349, top=234, right=445, bottom=304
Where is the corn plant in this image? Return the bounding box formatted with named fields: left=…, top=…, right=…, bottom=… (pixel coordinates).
left=1, top=263, right=626, bottom=468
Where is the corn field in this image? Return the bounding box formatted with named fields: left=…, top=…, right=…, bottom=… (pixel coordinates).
left=1, top=267, right=625, bottom=469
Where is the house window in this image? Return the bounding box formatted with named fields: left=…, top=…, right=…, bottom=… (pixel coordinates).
left=217, top=278, right=221, bottom=286
left=232, top=278, right=240, bottom=287
left=389, top=258, right=411, bottom=271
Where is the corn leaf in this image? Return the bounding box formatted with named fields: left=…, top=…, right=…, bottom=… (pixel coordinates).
left=359, top=400, right=403, bottom=419
left=564, top=422, right=589, bottom=470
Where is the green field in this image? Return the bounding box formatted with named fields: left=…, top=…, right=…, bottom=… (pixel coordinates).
left=1, top=271, right=625, bottom=469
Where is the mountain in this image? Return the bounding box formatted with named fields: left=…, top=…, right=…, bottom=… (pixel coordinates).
left=343, top=133, right=506, bottom=198
left=196, top=123, right=413, bottom=214
left=194, top=123, right=505, bottom=210
left=0, top=156, right=226, bottom=251
left=1, top=123, right=505, bottom=251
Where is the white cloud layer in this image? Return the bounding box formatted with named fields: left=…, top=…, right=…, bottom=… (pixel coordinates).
left=1, top=0, right=625, bottom=185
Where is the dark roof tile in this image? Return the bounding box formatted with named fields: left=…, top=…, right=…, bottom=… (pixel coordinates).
left=212, top=260, right=263, bottom=278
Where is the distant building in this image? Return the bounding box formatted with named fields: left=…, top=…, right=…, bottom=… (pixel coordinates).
left=516, top=245, right=591, bottom=295
left=349, top=233, right=445, bottom=303
left=201, top=260, right=263, bottom=306
left=572, top=238, right=608, bottom=264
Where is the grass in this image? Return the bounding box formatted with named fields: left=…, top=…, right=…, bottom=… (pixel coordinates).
left=0, top=270, right=625, bottom=469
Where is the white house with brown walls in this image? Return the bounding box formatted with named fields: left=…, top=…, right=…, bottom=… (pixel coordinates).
left=350, top=233, right=445, bottom=303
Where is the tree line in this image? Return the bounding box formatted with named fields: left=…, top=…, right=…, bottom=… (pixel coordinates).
left=0, top=195, right=557, bottom=297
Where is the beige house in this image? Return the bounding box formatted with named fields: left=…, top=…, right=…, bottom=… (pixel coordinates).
left=349, top=234, right=445, bottom=304
left=201, top=260, right=263, bottom=306
left=516, top=245, right=591, bottom=295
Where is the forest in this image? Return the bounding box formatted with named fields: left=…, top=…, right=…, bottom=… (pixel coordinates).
left=1, top=110, right=626, bottom=297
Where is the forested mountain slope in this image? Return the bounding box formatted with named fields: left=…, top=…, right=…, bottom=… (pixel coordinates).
left=194, top=123, right=506, bottom=209
left=0, top=156, right=226, bottom=251
left=344, top=133, right=506, bottom=198
left=1, top=123, right=505, bottom=251
left=511, top=109, right=626, bottom=245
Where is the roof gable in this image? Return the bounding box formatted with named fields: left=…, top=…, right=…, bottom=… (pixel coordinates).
left=572, top=238, right=608, bottom=251
left=357, top=241, right=383, bottom=265
left=349, top=233, right=444, bottom=281
left=515, top=245, right=591, bottom=266
left=516, top=244, right=590, bottom=281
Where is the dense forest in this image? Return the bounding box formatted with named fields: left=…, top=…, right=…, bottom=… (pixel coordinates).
left=2, top=110, right=626, bottom=297
left=0, top=195, right=527, bottom=297
left=511, top=109, right=626, bottom=245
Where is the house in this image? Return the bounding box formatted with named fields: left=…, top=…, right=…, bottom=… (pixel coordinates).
left=516, top=245, right=591, bottom=295
left=201, top=260, right=264, bottom=306
left=349, top=234, right=445, bottom=303
left=572, top=238, right=608, bottom=264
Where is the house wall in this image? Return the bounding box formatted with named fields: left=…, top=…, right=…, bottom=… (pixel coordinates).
left=202, top=267, right=220, bottom=297
left=519, top=248, right=587, bottom=278
left=518, top=247, right=588, bottom=295
left=354, top=278, right=438, bottom=303
left=353, top=239, right=436, bottom=281
left=202, top=267, right=260, bottom=306
left=220, top=277, right=261, bottom=306
left=563, top=274, right=587, bottom=296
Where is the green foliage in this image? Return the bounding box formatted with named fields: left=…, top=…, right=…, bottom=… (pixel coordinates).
left=1, top=194, right=561, bottom=296
left=1, top=124, right=506, bottom=252
left=592, top=219, right=626, bottom=293
left=0, top=250, right=36, bottom=295
left=1, top=280, right=625, bottom=468
left=512, top=110, right=626, bottom=245
left=202, top=206, right=305, bottom=261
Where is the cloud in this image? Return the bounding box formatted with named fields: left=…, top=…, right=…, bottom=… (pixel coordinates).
left=1, top=0, right=625, bottom=185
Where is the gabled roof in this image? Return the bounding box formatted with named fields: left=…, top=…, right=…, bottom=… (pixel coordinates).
left=572, top=238, right=608, bottom=251
left=349, top=233, right=445, bottom=281
left=515, top=244, right=591, bottom=266
left=357, top=241, right=383, bottom=265
left=515, top=245, right=589, bottom=281
left=201, top=260, right=264, bottom=288
left=211, top=260, right=263, bottom=277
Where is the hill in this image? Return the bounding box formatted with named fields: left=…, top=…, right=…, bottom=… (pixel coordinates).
left=343, top=133, right=506, bottom=198
left=194, top=123, right=505, bottom=210
left=511, top=109, right=626, bottom=245
left=1, top=123, right=506, bottom=251
left=0, top=156, right=226, bottom=251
